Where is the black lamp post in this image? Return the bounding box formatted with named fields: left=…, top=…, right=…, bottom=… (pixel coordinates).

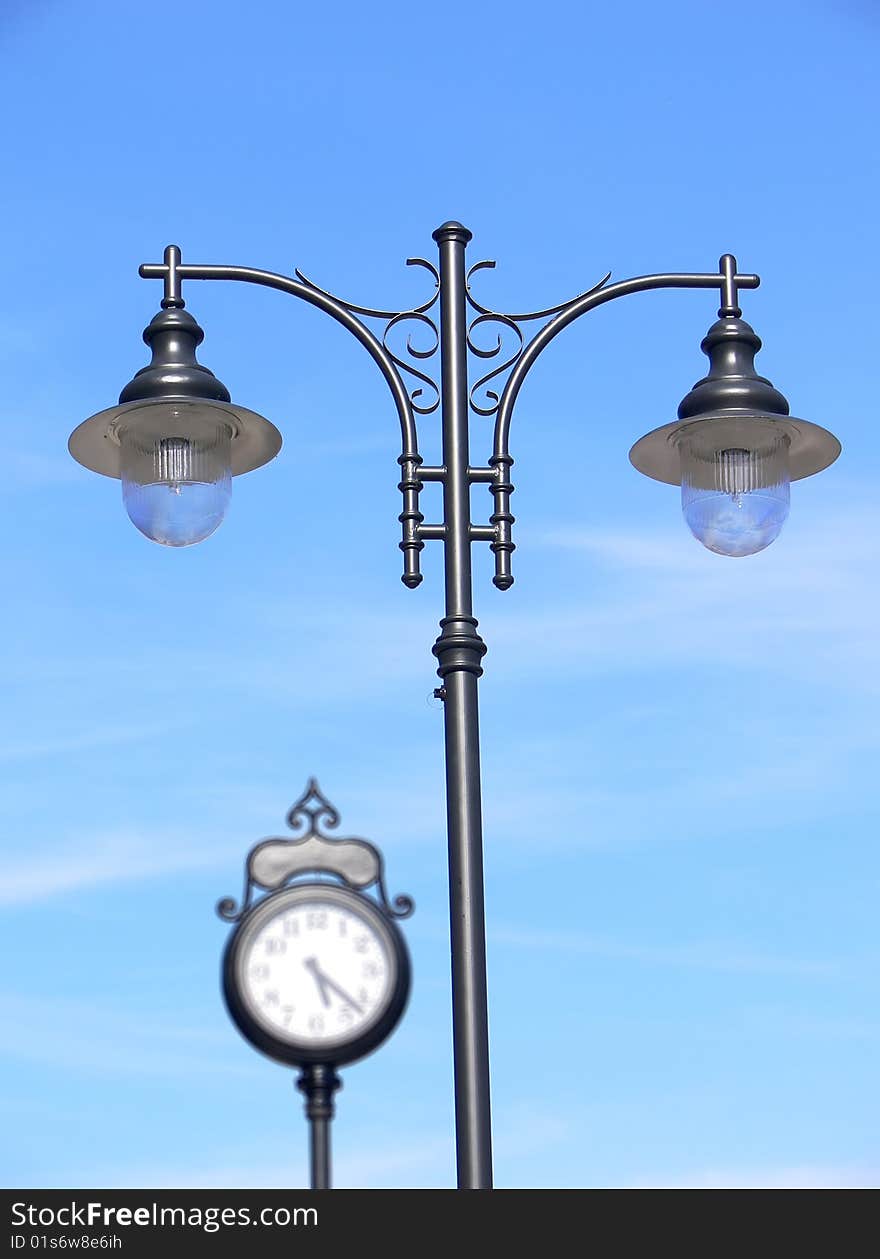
left=68, top=223, right=840, bottom=1189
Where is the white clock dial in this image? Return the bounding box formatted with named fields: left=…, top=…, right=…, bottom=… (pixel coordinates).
left=240, top=897, right=393, bottom=1048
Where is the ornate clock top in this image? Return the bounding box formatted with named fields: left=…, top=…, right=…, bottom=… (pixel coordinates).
left=216, top=778, right=414, bottom=924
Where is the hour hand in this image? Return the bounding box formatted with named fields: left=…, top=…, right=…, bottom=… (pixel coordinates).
left=303, top=956, right=331, bottom=1007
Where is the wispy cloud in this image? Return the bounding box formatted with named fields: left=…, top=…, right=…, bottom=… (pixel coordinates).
left=9, top=502, right=876, bottom=720
left=5, top=607, right=431, bottom=706
left=0, top=993, right=258, bottom=1079
left=93, top=1135, right=454, bottom=1190
left=0, top=829, right=227, bottom=906
left=0, top=722, right=184, bottom=765
left=475, top=722, right=876, bottom=853
left=506, top=501, right=880, bottom=688
left=491, top=923, right=838, bottom=977
left=494, top=1101, right=573, bottom=1158
left=83, top=1102, right=571, bottom=1189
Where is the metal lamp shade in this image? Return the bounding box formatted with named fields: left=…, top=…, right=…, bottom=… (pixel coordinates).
left=629, top=314, right=840, bottom=485
left=629, top=411, right=840, bottom=486
left=68, top=301, right=282, bottom=479
left=69, top=396, right=282, bottom=479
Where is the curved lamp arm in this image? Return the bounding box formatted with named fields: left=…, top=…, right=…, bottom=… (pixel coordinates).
left=487, top=262, right=759, bottom=588
left=139, top=256, right=428, bottom=586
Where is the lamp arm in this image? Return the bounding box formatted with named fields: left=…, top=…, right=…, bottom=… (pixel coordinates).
left=486, top=265, right=760, bottom=589
left=138, top=259, right=428, bottom=587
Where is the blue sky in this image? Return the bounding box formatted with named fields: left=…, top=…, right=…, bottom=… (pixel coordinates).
left=1, top=0, right=878, bottom=1188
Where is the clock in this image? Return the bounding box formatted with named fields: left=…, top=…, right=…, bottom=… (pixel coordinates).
left=223, top=881, right=411, bottom=1067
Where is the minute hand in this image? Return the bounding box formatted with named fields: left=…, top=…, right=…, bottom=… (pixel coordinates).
left=313, top=965, right=364, bottom=1014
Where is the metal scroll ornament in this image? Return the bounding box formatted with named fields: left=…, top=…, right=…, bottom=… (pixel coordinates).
left=464, top=260, right=612, bottom=417
left=216, top=778, right=415, bottom=924
left=295, top=259, right=441, bottom=416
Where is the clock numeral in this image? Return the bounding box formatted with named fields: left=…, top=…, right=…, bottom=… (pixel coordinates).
left=354, top=935, right=369, bottom=953
left=358, top=987, right=369, bottom=1004
left=338, top=1006, right=354, bottom=1025
left=308, top=1014, right=325, bottom=1033
left=250, top=964, right=269, bottom=980
left=337, top=919, right=347, bottom=937
left=263, top=989, right=280, bottom=1005
left=281, top=1005, right=295, bottom=1026
left=306, top=912, right=327, bottom=930
left=362, top=961, right=381, bottom=978
left=265, top=938, right=287, bottom=955
left=283, top=917, right=300, bottom=937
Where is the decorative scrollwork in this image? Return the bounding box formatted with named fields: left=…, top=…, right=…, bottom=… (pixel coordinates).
left=378, top=881, right=415, bottom=919
left=467, top=311, right=524, bottom=417
left=295, top=258, right=439, bottom=320
left=295, top=259, right=441, bottom=416
left=217, top=778, right=414, bottom=923
left=216, top=895, right=244, bottom=922
left=465, top=260, right=614, bottom=416
left=383, top=311, right=440, bottom=415
left=466, top=259, right=613, bottom=322
left=465, top=259, right=501, bottom=318
left=286, top=777, right=340, bottom=837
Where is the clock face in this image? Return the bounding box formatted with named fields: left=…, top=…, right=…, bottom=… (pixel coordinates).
left=224, top=884, right=409, bottom=1066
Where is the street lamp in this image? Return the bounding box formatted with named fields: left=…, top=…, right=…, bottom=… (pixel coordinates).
left=68, top=223, right=840, bottom=1189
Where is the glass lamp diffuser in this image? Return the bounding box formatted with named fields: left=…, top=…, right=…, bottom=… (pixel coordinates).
left=678, top=424, right=790, bottom=557
left=118, top=402, right=233, bottom=546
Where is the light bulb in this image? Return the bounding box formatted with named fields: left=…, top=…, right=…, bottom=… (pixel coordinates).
left=118, top=402, right=233, bottom=546
left=679, top=428, right=790, bottom=557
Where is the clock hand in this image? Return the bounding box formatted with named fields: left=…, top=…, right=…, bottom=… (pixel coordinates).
left=302, top=957, right=331, bottom=1007
left=312, top=969, right=364, bottom=1014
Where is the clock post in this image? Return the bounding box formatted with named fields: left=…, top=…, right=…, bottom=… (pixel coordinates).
left=297, top=1065, right=342, bottom=1191
left=217, top=779, right=414, bottom=1190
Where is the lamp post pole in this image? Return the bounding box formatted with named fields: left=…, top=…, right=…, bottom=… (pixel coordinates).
left=432, top=222, right=492, bottom=1187
left=69, top=221, right=841, bottom=1190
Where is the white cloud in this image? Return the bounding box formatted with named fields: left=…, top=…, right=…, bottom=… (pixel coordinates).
left=78, top=1102, right=570, bottom=1189
left=0, top=830, right=226, bottom=906
left=0, top=993, right=258, bottom=1079
left=6, top=607, right=431, bottom=707
left=490, top=923, right=838, bottom=977
left=505, top=501, right=880, bottom=687
left=95, top=1135, right=454, bottom=1190
left=0, top=722, right=183, bottom=765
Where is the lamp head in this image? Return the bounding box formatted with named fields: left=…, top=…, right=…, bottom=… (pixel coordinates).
left=629, top=313, right=840, bottom=557
left=69, top=302, right=281, bottom=546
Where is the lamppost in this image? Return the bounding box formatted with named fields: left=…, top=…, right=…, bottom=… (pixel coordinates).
left=68, top=222, right=840, bottom=1189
